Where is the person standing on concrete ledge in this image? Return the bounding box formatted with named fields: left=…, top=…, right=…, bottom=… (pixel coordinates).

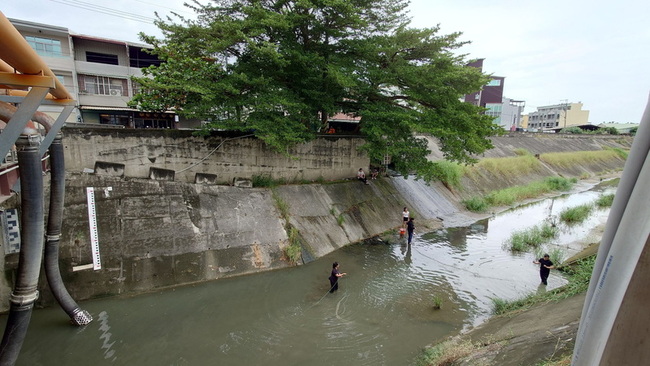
left=357, top=168, right=369, bottom=184
left=329, top=262, right=347, bottom=293
left=402, top=207, right=410, bottom=228
left=533, top=254, right=555, bottom=285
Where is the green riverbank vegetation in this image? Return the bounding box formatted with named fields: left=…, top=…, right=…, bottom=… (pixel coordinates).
left=433, top=148, right=625, bottom=212
left=539, top=148, right=628, bottom=168
left=273, top=190, right=303, bottom=264
left=430, top=150, right=542, bottom=190
left=463, top=176, right=577, bottom=212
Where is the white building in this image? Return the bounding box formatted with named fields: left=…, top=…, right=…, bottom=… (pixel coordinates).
left=485, top=97, right=525, bottom=130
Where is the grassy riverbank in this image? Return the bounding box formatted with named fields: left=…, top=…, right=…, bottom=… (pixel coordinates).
left=415, top=255, right=596, bottom=366
left=412, top=149, right=624, bottom=366
left=412, top=177, right=618, bottom=366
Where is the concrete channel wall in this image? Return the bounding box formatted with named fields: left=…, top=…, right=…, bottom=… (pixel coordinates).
left=62, top=127, right=369, bottom=184
left=0, top=132, right=633, bottom=311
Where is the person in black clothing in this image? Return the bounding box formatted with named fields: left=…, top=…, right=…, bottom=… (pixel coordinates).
left=533, top=254, right=555, bottom=285
left=406, top=217, right=415, bottom=245
left=329, top=262, right=347, bottom=293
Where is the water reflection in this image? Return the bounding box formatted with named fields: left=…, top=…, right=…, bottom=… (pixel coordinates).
left=97, top=311, right=118, bottom=361
left=0, top=184, right=615, bottom=365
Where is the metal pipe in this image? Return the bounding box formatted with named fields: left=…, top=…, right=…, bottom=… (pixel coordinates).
left=0, top=101, right=92, bottom=325
left=0, top=11, right=72, bottom=100
left=0, top=101, right=50, bottom=131
left=0, top=131, right=45, bottom=366
left=44, top=132, right=92, bottom=325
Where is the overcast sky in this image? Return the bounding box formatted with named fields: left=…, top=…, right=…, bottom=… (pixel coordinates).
left=3, top=0, right=649, bottom=124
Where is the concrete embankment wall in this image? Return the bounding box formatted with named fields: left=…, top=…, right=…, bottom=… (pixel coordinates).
left=62, top=127, right=369, bottom=184
left=0, top=132, right=633, bottom=311
left=16, top=175, right=455, bottom=310
left=442, top=134, right=631, bottom=200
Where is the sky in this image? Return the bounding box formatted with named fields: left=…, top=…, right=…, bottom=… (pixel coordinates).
left=2, top=0, right=649, bottom=124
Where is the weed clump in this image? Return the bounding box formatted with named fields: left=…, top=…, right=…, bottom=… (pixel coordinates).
left=595, top=193, right=615, bottom=208
left=559, top=204, right=593, bottom=224
left=505, top=223, right=558, bottom=252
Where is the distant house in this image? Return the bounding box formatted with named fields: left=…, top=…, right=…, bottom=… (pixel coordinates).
left=326, top=112, right=361, bottom=133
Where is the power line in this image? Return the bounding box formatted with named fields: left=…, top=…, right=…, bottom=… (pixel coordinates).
left=48, top=0, right=157, bottom=23
left=133, top=0, right=196, bottom=16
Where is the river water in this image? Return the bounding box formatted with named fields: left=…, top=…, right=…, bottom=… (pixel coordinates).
left=1, top=182, right=615, bottom=365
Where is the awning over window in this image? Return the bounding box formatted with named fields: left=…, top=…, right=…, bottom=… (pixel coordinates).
left=79, top=106, right=138, bottom=112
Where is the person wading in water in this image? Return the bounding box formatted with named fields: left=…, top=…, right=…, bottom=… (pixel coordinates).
left=533, top=254, right=555, bottom=285
left=329, top=262, right=347, bottom=293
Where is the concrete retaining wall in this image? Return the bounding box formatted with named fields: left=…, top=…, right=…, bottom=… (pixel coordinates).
left=25, top=174, right=450, bottom=309
left=62, top=128, right=369, bottom=184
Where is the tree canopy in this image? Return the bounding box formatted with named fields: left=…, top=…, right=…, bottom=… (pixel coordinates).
left=130, top=0, right=500, bottom=178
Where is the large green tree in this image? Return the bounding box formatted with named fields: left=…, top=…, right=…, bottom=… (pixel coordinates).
left=131, top=0, right=499, bottom=178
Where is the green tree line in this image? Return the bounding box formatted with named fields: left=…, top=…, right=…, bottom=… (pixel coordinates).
left=130, top=0, right=499, bottom=178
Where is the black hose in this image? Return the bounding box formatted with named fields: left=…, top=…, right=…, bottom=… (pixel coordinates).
left=44, top=133, right=92, bottom=326
left=0, top=132, right=45, bottom=366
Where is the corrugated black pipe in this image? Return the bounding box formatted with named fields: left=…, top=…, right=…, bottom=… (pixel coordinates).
left=0, top=132, right=45, bottom=366
left=44, top=132, right=92, bottom=326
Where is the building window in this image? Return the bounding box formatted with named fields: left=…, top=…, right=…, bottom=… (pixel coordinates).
left=25, top=36, right=63, bottom=57
left=485, top=103, right=502, bottom=116
left=132, top=81, right=142, bottom=96
left=79, top=75, right=128, bottom=96
left=486, top=79, right=501, bottom=87
left=129, top=47, right=162, bottom=68
left=86, top=51, right=119, bottom=65
left=100, top=114, right=130, bottom=127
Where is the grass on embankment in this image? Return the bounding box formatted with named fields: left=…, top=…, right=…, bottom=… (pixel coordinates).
left=433, top=148, right=625, bottom=212
left=272, top=190, right=303, bottom=264
left=463, top=176, right=577, bottom=212
left=431, top=150, right=543, bottom=191
left=539, top=148, right=628, bottom=168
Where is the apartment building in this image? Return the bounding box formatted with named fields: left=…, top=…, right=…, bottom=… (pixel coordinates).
left=464, top=59, right=505, bottom=108
left=527, top=102, right=590, bottom=130
left=8, top=18, right=78, bottom=123
left=8, top=18, right=192, bottom=129
left=464, top=59, right=525, bottom=130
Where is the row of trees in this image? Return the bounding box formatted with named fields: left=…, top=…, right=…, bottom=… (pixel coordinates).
left=130, top=0, right=499, bottom=178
